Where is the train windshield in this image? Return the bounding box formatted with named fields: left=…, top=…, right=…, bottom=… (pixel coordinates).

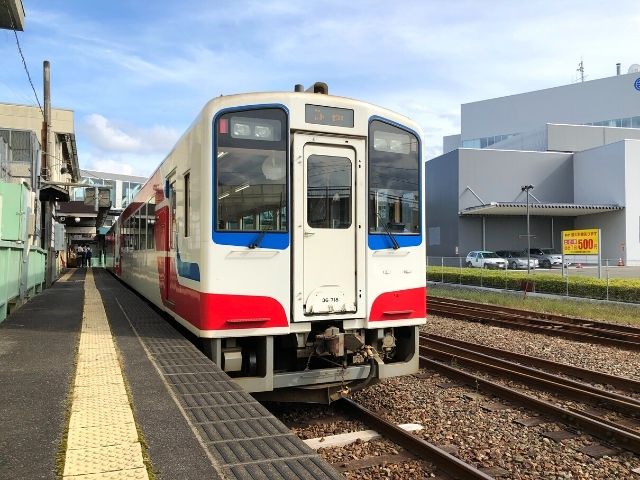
left=368, top=120, right=420, bottom=234
left=215, top=108, right=288, bottom=232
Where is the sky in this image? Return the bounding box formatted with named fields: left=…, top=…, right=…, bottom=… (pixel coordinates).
left=1, top=0, right=639, bottom=177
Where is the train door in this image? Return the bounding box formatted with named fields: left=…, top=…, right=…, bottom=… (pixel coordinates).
left=165, top=180, right=177, bottom=305
left=293, top=133, right=365, bottom=321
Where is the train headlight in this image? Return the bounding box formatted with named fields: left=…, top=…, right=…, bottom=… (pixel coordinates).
left=230, top=117, right=281, bottom=141
left=232, top=122, right=251, bottom=137
left=254, top=125, right=273, bottom=139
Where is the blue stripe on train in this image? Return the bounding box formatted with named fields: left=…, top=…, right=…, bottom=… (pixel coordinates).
left=176, top=249, right=201, bottom=281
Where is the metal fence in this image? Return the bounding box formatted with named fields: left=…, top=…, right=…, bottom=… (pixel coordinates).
left=426, top=256, right=640, bottom=303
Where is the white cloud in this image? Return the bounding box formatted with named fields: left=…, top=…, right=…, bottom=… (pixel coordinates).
left=77, top=114, right=180, bottom=178
left=81, top=114, right=180, bottom=155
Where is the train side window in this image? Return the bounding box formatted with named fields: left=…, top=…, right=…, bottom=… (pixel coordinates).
left=147, top=196, right=156, bottom=249
left=184, top=172, right=190, bottom=237
left=139, top=204, right=147, bottom=250
left=307, top=155, right=352, bottom=229
left=126, top=217, right=132, bottom=250
left=134, top=212, right=140, bottom=250
left=215, top=108, right=288, bottom=232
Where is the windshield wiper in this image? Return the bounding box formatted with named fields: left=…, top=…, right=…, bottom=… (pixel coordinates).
left=376, top=213, right=400, bottom=250
left=248, top=228, right=269, bottom=249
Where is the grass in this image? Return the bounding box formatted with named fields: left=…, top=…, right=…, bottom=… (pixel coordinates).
left=427, top=283, right=640, bottom=326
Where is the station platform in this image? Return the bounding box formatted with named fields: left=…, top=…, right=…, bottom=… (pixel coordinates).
left=0, top=268, right=342, bottom=480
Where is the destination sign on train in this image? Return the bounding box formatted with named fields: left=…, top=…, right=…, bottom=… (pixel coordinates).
left=305, top=104, right=354, bottom=127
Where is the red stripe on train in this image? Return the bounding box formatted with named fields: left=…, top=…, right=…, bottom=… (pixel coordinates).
left=369, top=287, right=426, bottom=321
left=159, top=255, right=287, bottom=330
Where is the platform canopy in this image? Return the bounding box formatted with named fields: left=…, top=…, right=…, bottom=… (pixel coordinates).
left=0, top=0, right=24, bottom=31
left=459, top=202, right=623, bottom=217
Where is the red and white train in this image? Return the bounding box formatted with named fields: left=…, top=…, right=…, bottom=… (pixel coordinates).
left=106, top=83, right=426, bottom=402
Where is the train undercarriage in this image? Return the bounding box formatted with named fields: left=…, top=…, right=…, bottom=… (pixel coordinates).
left=201, top=324, right=419, bottom=403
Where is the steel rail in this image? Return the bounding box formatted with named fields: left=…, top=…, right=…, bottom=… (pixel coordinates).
left=428, top=300, right=640, bottom=350
left=419, top=356, right=640, bottom=454
left=419, top=340, right=640, bottom=416
left=422, top=333, right=640, bottom=393
left=336, top=398, right=494, bottom=480
left=430, top=298, right=640, bottom=343
left=430, top=296, right=640, bottom=335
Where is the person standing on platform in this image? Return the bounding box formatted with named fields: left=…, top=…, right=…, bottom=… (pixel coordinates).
left=77, top=245, right=84, bottom=268
left=86, top=246, right=93, bottom=268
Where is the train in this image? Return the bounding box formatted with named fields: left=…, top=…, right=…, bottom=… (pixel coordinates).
left=105, top=82, right=426, bottom=403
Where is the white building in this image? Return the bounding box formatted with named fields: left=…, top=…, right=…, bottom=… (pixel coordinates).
left=428, top=65, right=640, bottom=264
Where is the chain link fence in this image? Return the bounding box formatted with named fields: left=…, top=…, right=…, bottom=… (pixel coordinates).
left=426, top=256, right=640, bottom=303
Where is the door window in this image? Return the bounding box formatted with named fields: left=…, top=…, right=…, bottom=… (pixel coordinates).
left=307, top=155, right=352, bottom=229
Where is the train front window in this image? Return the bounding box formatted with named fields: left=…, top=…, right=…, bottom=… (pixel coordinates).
left=215, top=108, right=287, bottom=232
left=368, top=120, right=420, bottom=234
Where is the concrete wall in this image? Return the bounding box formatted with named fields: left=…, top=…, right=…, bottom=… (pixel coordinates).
left=425, top=150, right=459, bottom=256
left=458, top=149, right=574, bottom=211
left=624, top=140, right=640, bottom=262
left=573, top=140, right=640, bottom=263
left=548, top=124, right=640, bottom=153
left=574, top=211, right=626, bottom=262
left=574, top=141, right=626, bottom=205
left=443, top=134, right=461, bottom=154
left=461, top=72, right=640, bottom=140
left=0, top=103, right=74, bottom=143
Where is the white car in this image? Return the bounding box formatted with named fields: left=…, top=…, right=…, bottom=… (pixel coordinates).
left=466, top=251, right=507, bottom=269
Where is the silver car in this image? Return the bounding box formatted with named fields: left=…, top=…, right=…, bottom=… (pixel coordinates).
left=496, top=250, right=539, bottom=270
left=527, top=248, right=563, bottom=269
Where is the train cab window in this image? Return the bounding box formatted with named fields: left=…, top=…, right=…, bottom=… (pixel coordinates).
left=368, top=120, right=420, bottom=235
left=215, top=108, right=287, bottom=232
left=307, top=155, right=352, bottom=229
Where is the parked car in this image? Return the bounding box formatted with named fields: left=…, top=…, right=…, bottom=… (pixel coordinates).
left=526, top=248, right=564, bottom=269
left=496, top=250, right=539, bottom=270
left=465, top=251, right=507, bottom=269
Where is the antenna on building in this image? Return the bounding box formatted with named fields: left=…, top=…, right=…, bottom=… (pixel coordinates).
left=629, top=64, right=640, bottom=74
left=577, top=59, right=585, bottom=82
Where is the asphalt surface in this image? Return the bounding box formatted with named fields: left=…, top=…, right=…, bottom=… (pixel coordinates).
left=0, top=269, right=85, bottom=480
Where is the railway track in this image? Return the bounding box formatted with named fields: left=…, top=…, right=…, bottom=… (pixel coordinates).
left=336, top=398, right=494, bottom=479
left=419, top=333, right=640, bottom=455
left=428, top=296, right=640, bottom=350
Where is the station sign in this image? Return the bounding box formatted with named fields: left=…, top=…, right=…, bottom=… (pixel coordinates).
left=562, top=229, right=600, bottom=255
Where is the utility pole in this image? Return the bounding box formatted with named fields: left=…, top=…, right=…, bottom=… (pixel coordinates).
left=42, top=60, right=54, bottom=287
left=521, top=185, right=534, bottom=274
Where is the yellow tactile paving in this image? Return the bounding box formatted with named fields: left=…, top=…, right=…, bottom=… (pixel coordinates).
left=63, top=269, right=149, bottom=479
left=68, top=407, right=135, bottom=430
left=63, top=443, right=145, bottom=476
left=67, top=422, right=139, bottom=450
left=75, top=374, right=125, bottom=388
left=63, top=467, right=148, bottom=480
left=72, top=383, right=128, bottom=398
left=71, top=394, right=130, bottom=413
